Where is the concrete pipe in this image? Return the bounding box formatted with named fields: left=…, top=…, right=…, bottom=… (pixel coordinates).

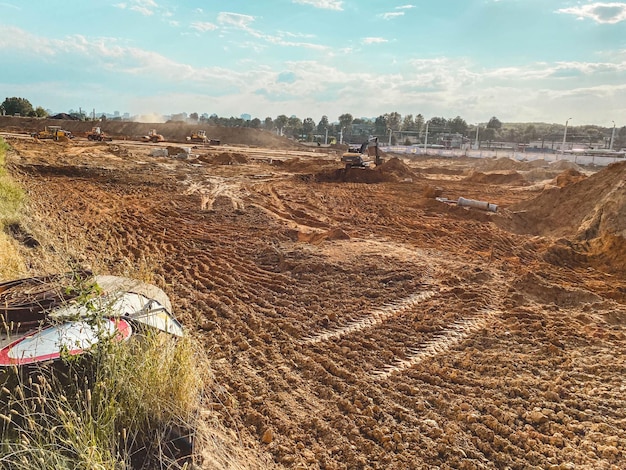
left=457, top=197, right=498, bottom=212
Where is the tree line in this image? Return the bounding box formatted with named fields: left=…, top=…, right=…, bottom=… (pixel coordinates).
left=3, top=96, right=625, bottom=148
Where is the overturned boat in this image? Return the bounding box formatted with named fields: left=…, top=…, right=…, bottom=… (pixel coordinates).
left=0, top=272, right=183, bottom=366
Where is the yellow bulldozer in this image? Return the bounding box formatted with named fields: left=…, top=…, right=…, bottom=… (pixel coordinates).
left=87, top=127, right=113, bottom=141
left=141, top=129, right=165, bottom=143
left=186, top=130, right=220, bottom=145
left=31, top=126, right=73, bottom=141
left=187, top=130, right=208, bottom=143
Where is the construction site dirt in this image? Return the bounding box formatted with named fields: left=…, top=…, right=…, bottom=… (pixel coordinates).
left=3, top=128, right=626, bottom=469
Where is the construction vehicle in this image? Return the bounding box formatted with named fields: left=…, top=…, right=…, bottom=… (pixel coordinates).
left=341, top=137, right=383, bottom=169
left=31, top=126, right=73, bottom=141
left=187, top=130, right=208, bottom=143
left=141, top=129, right=165, bottom=143
left=87, top=126, right=113, bottom=141
left=186, top=130, right=220, bottom=145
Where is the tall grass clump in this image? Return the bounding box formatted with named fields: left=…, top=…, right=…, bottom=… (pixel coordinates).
left=0, top=292, right=209, bottom=469
left=0, top=138, right=24, bottom=227
left=0, top=137, right=26, bottom=278
left=0, top=332, right=208, bottom=469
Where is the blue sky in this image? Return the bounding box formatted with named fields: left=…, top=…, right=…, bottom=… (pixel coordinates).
left=1, top=0, right=625, bottom=125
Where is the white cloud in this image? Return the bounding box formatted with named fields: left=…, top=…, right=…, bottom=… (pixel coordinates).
left=557, top=2, right=626, bottom=24
left=214, top=12, right=327, bottom=50
left=381, top=12, right=404, bottom=19
left=217, top=12, right=256, bottom=29
left=396, top=4, right=415, bottom=9
left=2, top=26, right=625, bottom=124
left=362, top=37, right=388, bottom=44
left=114, top=0, right=159, bottom=16
left=292, top=0, right=343, bottom=11
left=0, top=3, right=20, bottom=9
left=191, top=21, right=218, bottom=32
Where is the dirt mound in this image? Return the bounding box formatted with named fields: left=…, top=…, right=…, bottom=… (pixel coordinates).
left=464, top=170, right=526, bottom=185
left=523, top=167, right=563, bottom=182
left=377, top=157, right=419, bottom=181
left=502, top=161, right=626, bottom=273
left=312, top=158, right=417, bottom=184
left=549, top=159, right=582, bottom=171
left=198, top=152, right=249, bottom=165
left=553, top=169, right=587, bottom=187
left=473, top=157, right=523, bottom=171
left=49, top=113, right=78, bottom=120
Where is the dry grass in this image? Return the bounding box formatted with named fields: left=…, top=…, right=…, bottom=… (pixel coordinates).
left=0, top=139, right=26, bottom=279
left=0, top=137, right=210, bottom=469
left=0, top=331, right=210, bottom=469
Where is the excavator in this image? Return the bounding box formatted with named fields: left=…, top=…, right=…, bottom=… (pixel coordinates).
left=341, top=137, right=383, bottom=169
left=141, top=129, right=165, bottom=143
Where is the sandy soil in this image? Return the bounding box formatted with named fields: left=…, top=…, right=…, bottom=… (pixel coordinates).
left=3, top=132, right=626, bottom=469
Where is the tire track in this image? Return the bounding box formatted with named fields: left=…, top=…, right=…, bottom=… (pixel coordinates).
left=301, top=289, right=437, bottom=345
left=372, top=307, right=502, bottom=379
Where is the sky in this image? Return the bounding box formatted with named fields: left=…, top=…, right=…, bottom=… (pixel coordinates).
left=1, top=0, right=625, bottom=126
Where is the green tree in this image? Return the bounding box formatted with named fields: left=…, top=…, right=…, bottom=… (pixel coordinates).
left=374, top=115, right=388, bottom=135
left=449, top=116, right=468, bottom=135
left=2, top=97, right=34, bottom=116
left=275, top=114, right=288, bottom=135
left=302, top=117, right=316, bottom=140
left=338, top=113, right=354, bottom=134
left=483, top=127, right=497, bottom=142
left=428, top=117, right=448, bottom=132
left=487, top=116, right=502, bottom=130
left=263, top=117, right=274, bottom=130
left=189, top=112, right=199, bottom=121
left=317, top=115, right=329, bottom=134
left=287, top=116, right=302, bottom=138
left=387, top=112, right=402, bottom=131
left=415, top=114, right=425, bottom=133
left=402, top=114, right=415, bottom=131
left=250, top=117, right=261, bottom=128
left=505, top=127, right=521, bottom=142
left=34, top=106, right=49, bottom=118
left=523, top=124, right=537, bottom=143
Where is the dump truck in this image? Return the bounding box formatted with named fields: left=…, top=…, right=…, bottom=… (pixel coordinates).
left=87, top=127, right=113, bottom=141
left=31, top=126, right=73, bottom=141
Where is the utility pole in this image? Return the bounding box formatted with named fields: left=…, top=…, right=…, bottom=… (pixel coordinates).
left=610, top=120, right=616, bottom=150
left=560, top=117, right=572, bottom=158
left=324, top=127, right=328, bottom=145
left=423, top=121, right=430, bottom=151
left=474, top=125, right=479, bottom=150
left=388, top=128, right=392, bottom=146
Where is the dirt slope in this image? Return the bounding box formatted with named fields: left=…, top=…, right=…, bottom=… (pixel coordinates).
left=500, top=161, right=626, bottom=273
left=0, top=115, right=302, bottom=148
left=3, top=136, right=626, bottom=469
